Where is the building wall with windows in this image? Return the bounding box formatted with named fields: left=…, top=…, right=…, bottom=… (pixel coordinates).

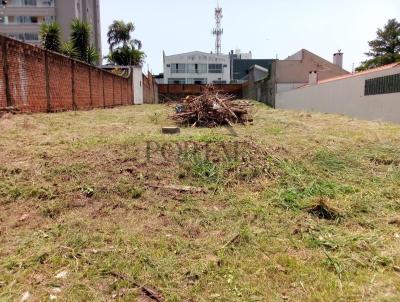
left=163, top=51, right=231, bottom=84
left=0, top=0, right=101, bottom=58
left=56, top=0, right=101, bottom=57
left=0, top=0, right=55, bottom=44
left=243, top=49, right=350, bottom=107
left=276, top=63, right=400, bottom=123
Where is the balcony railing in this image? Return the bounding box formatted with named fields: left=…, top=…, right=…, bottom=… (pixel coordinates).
left=5, top=0, right=55, bottom=7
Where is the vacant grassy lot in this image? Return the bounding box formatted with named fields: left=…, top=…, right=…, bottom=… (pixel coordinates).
left=1, top=103, right=400, bottom=301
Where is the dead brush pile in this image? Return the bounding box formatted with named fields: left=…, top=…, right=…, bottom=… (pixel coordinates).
left=172, top=86, right=252, bottom=127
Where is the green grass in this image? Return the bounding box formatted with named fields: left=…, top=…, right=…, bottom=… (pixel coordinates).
left=0, top=104, right=400, bottom=301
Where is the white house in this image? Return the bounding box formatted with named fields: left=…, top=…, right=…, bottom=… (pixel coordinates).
left=276, top=63, right=400, bottom=123
left=163, top=51, right=231, bottom=84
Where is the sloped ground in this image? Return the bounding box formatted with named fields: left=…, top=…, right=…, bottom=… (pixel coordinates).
left=0, top=103, right=400, bottom=301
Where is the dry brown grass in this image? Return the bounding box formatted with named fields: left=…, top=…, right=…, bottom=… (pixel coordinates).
left=1, top=103, right=400, bottom=301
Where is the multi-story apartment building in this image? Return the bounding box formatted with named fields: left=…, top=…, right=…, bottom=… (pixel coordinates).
left=163, top=51, right=231, bottom=84
left=0, top=0, right=101, bottom=56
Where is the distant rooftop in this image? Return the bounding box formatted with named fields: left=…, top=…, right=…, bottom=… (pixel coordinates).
left=318, top=62, right=400, bottom=84
left=232, top=59, right=275, bottom=80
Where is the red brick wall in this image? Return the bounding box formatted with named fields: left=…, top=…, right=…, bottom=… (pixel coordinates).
left=0, top=35, right=133, bottom=113
left=90, top=69, right=103, bottom=108
left=48, top=52, right=73, bottom=112
left=0, top=41, right=7, bottom=108
left=103, top=73, right=114, bottom=108
left=113, top=77, right=122, bottom=106
left=7, top=39, right=47, bottom=112
left=74, top=62, right=91, bottom=110
left=143, top=72, right=158, bottom=104
left=127, top=75, right=133, bottom=105
left=158, top=84, right=243, bottom=101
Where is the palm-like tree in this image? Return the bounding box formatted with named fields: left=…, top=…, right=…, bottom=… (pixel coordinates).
left=87, top=45, right=100, bottom=65
left=61, top=41, right=77, bottom=58
left=40, top=22, right=61, bottom=52
left=107, top=20, right=142, bottom=51
left=106, top=20, right=145, bottom=66
left=106, top=44, right=145, bottom=66
left=63, top=19, right=99, bottom=65
left=70, top=19, right=91, bottom=62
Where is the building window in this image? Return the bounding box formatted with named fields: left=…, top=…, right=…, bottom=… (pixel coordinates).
left=187, top=64, right=207, bottom=74
left=9, top=32, right=39, bottom=41
left=209, top=64, right=223, bottom=73
left=168, top=78, right=186, bottom=84
left=171, top=64, right=186, bottom=74
left=4, top=0, right=54, bottom=6
left=24, top=32, right=39, bottom=41
left=187, top=78, right=207, bottom=84
left=23, top=0, right=37, bottom=6
left=16, top=16, right=39, bottom=23
left=43, top=16, right=55, bottom=22
left=365, top=73, right=400, bottom=96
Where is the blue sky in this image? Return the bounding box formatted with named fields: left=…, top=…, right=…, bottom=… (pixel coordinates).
left=100, top=0, right=399, bottom=73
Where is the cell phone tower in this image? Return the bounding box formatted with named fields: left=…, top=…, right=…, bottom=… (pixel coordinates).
left=212, top=1, right=223, bottom=54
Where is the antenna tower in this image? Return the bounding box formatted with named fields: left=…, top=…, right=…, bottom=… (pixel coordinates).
left=212, top=2, right=223, bottom=54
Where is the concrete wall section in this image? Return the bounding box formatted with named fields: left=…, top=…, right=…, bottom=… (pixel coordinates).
left=276, top=65, right=400, bottom=123
left=276, top=83, right=305, bottom=94
left=143, top=71, right=158, bottom=104
left=242, top=61, right=276, bottom=107
left=132, top=67, right=143, bottom=105
left=55, top=0, right=76, bottom=43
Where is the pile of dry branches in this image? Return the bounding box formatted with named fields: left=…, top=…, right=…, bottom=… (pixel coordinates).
left=172, top=87, right=252, bottom=127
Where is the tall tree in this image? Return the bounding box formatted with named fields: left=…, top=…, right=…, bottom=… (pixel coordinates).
left=107, top=20, right=142, bottom=51
left=60, top=41, right=77, bottom=58
left=70, top=19, right=91, bottom=62
left=357, top=19, right=400, bottom=71
left=106, top=20, right=145, bottom=66
left=105, top=44, right=145, bottom=66
left=39, top=22, right=61, bottom=52
left=69, top=19, right=99, bottom=65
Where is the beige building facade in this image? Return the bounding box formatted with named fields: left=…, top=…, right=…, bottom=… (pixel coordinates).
left=0, top=0, right=101, bottom=56
left=243, top=49, right=349, bottom=107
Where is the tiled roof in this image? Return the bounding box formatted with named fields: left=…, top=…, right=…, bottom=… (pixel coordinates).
left=318, top=62, right=400, bottom=84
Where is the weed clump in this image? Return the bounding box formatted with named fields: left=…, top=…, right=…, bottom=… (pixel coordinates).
left=116, top=181, right=144, bottom=200
left=313, top=150, right=346, bottom=171
left=181, top=152, right=222, bottom=184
